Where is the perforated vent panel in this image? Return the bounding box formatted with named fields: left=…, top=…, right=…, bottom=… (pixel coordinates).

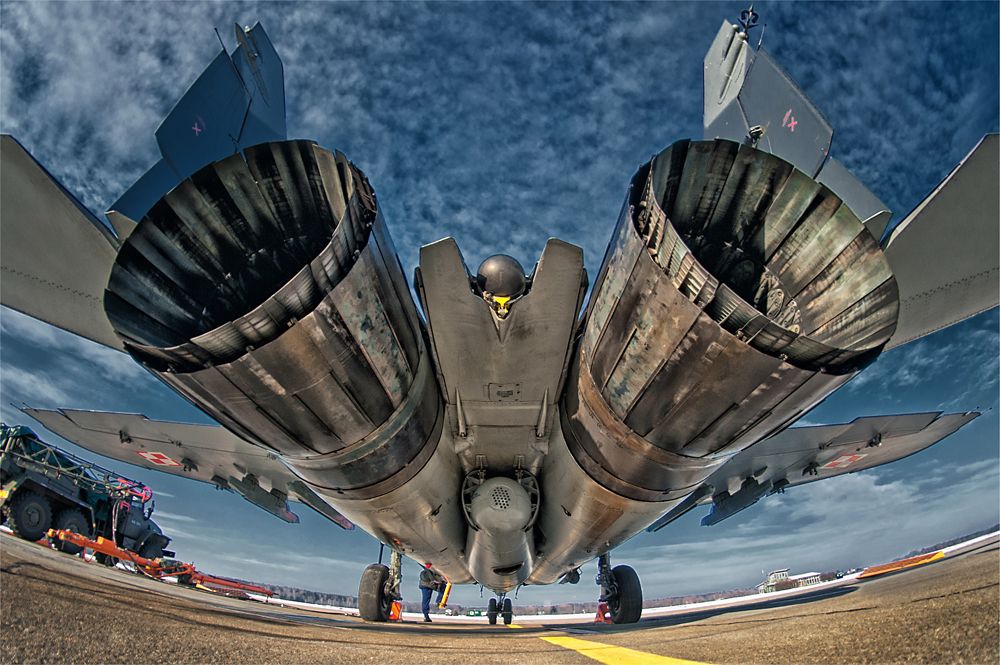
left=492, top=486, right=511, bottom=509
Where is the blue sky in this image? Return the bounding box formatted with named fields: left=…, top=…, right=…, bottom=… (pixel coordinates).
left=1, top=1, right=997, bottom=608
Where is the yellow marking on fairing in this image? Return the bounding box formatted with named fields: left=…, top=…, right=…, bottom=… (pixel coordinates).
left=540, top=635, right=711, bottom=665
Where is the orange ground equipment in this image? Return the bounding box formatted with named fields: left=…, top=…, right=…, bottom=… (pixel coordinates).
left=594, top=601, right=612, bottom=623
left=47, top=528, right=274, bottom=598
left=858, top=550, right=945, bottom=579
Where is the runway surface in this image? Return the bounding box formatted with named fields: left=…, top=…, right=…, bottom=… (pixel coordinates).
left=2, top=531, right=997, bottom=664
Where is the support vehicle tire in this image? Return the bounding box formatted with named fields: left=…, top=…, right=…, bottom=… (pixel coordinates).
left=95, top=552, right=119, bottom=567
left=609, top=565, right=642, bottom=624
left=358, top=564, right=392, bottom=622
left=487, top=597, right=498, bottom=625
left=502, top=597, right=513, bottom=625
left=9, top=490, right=51, bottom=542
left=139, top=540, right=164, bottom=560
left=53, top=509, right=90, bottom=554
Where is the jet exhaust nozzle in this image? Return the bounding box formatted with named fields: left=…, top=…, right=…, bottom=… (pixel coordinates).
left=104, top=140, right=441, bottom=498
left=561, top=138, right=900, bottom=502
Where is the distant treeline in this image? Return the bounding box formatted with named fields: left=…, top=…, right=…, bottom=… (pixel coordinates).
left=226, top=580, right=359, bottom=608
left=903, top=524, right=999, bottom=559
left=219, top=525, right=998, bottom=612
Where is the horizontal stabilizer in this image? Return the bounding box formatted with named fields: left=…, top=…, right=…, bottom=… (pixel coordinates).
left=22, top=408, right=352, bottom=529
left=0, top=135, right=123, bottom=350
left=882, top=134, right=999, bottom=349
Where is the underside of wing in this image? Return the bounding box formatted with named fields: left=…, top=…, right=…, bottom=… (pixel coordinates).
left=22, top=408, right=352, bottom=529
left=648, top=411, right=979, bottom=530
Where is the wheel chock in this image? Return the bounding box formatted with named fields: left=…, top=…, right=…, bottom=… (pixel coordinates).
left=594, top=602, right=612, bottom=623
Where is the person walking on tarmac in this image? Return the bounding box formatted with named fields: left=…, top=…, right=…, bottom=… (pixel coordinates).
left=419, top=562, right=446, bottom=622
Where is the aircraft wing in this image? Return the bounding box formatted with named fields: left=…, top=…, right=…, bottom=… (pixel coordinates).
left=648, top=411, right=979, bottom=530
left=22, top=408, right=353, bottom=529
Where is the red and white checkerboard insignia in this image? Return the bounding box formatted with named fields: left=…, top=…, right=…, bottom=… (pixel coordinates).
left=823, top=454, right=867, bottom=469
left=136, top=451, right=182, bottom=467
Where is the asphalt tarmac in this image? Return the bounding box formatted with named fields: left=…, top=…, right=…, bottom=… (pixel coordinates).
left=2, top=531, right=997, bottom=664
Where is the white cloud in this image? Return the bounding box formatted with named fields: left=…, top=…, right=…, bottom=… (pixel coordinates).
left=0, top=364, right=75, bottom=406
left=149, top=510, right=196, bottom=523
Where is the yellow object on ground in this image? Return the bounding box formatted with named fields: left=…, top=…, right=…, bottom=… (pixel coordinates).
left=540, top=635, right=711, bottom=665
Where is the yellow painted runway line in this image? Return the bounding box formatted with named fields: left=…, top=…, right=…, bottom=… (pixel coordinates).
left=540, top=635, right=711, bottom=665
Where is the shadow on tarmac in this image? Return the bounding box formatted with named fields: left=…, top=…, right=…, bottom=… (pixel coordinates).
left=276, top=583, right=862, bottom=636
left=579, top=584, right=861, bottom=634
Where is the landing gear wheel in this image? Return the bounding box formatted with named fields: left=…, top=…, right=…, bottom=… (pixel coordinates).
left=487, top=597, right=498, bottom=625
left=9, top=490, right=51, bottom=542
left=608, top=565, right=642, bottom=624
left=358, top=564, right=392, bottom=622
left=53, top=509, right=90, bottom=554
left=502, top=597, right=513, bottom=625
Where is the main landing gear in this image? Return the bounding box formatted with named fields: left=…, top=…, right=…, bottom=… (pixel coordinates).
left=487, top=595, right=513, bottom=625
left=596, top=553, right=643, bottom=624
left=358, top=548, right=403, bottom=622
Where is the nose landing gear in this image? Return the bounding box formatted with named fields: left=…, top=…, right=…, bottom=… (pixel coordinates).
left=487, top=595, right=514, bottom=625
left=596, top=553, right=643, bottom=624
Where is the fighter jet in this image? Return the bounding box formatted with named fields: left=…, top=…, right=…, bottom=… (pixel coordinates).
left=2, top=10, right=996, bottom=625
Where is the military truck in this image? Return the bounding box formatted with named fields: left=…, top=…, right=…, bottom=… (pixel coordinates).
left=0, top=424, right=173, bottom=559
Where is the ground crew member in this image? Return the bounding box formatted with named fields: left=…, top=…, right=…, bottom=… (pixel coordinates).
left=419, top=562, right=446, bottom=622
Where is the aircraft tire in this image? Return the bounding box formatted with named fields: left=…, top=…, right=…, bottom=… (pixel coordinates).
left=358, top=564, right=392, bottom=622
left=487, top=597, right=498, bottom=625
left=609, top=565, right=642, bottom=624
left=502, top=598, right=513, bottom=625
left=9, top=490, right=51, bottom=543
left=53, top=509, right=90, bottom=555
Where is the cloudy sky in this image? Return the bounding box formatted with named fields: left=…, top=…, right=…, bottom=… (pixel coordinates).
left=1, top=1, right=997, bottom=609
